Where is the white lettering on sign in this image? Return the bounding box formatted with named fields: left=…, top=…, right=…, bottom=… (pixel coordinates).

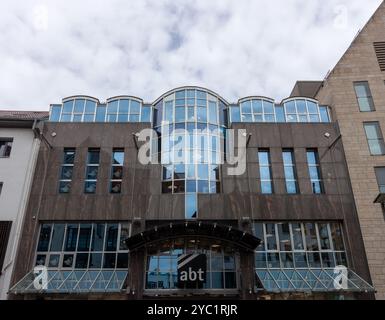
left=179, top=267, right=205, bottom=282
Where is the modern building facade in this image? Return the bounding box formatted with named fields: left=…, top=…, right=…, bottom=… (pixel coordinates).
left=0, top=111, right=48, bottom=299
left=292, top=1, right=385, bottom=299
left=7, top=89, right=374, bottom=300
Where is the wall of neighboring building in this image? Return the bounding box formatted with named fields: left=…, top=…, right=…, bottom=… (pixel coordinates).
left=0, top=127, right=40, bottom=300
left=316, top=1, right=385, bottom=299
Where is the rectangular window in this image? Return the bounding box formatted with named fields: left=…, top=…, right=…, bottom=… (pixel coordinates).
left=258, top=149, right=273, bottom=194
left=282, top=149, right=299, bottom=194
left=374, top=167, right=385, bottom=193
left=110, top=149, right=124, bottom=193
left=364, top=122, right=385, bottom=155
left=0, top=182, right=3, bottom=196
left=59, top=148, right=75, bottom=193
left=354, top=81, right=375, bottom=112
left=84, top=148, right=100, bottom=193
left=0, top=138, right=13, bottom=157
left=306, top=149, right=324, bottom=194
left=35, top=222, right=129, bottom=270
left=0, top=221, right=12, bottom=272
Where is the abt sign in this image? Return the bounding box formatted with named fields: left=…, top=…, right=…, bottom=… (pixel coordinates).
left=177, top=254, right=206, bottom=288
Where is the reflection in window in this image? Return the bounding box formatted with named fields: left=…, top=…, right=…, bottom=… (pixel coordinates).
left=258, top=149, right=273, bottom=194
left=240, top=99, right=275, bottom=122
left=374, top=167, right=385, bottom=193
left=84, top=148, right=100, bottom=193
left=156, top=89, right=226, bottom=220
left=284, top=99, right=321, bottom=123
left=354, top=81, right=375, bottom=112
left=363, top=122, right=385, bottom=155
left=59, top=148, right=75, bottom=193
left=306, top=149, right=324, bottom=194
left=145, top=238, right=237, bottom=290
left=35, top=223, right=129, bottom=269
left=110, top=149, right=124, bottom=194
left=51, top=97, right=150, bottom=122
left=282, top=149, right=298, bottom=194
left=253, top=221, right=347, bottom=269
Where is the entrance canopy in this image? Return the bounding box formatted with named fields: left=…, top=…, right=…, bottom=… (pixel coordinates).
left=255, top=268, right=375, bottom=293
left=125, top=221, right=261, bottom=251
left=10, top=270, right=127, bottom=295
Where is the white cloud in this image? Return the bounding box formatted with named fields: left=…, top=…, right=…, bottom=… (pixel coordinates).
left=0, top=0, right=382, bottom=109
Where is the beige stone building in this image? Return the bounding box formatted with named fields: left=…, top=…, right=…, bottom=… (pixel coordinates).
left=293, top=1, right=385, bottom=299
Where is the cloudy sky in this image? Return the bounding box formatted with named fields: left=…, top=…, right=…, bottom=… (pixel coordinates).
left=0, top=0, right=382, bottom=110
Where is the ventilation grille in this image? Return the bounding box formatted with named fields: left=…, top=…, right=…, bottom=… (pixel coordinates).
left=374, top=42, right=385, bottom=71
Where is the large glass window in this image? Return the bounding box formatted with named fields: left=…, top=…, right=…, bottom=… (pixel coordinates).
left=52, top=97, right=149, bottom=123
left=354, top=81, right=375, bottom=112
left=282, top=149, right=298, bottom=194
left=0, top=138, right=13, bottom=158
left=240, top=99, right=275, bottom=122
left=258, top=149, right=273, bottom=194
left=59, top=148, right=75, bottom=193
left=254, top=221, right=346, bottom=269
left=145, top=238, right=237, bottom=290
left=306, top=149, right=324, bottom=194
left=283, top=99, right=322, bottom=123
left=156, top=89, right=226, bottom=220
left=35, top=223, right=130, bottom=269
left=364, top=122, right=385, bottom=155
left=84, top=148, right=100, bottom=193
left=110, top=149, right=124, bottom=194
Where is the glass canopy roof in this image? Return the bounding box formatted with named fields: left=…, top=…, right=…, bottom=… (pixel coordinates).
left=255, top=268, right=375, bottom=293
left=10, top=270, right=128, bottom=294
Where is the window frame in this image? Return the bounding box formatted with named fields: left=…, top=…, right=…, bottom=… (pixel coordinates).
left=84, top=148, right=100, bottom=194
left=353, top=81, right=375, bottom=112
left=363, top=122, right=385, bottom=156
left=282, top=149, right=299, bottom=194
left=110, top=148, right=124, bottom=194
left=374, top=166, right=385, bottom=193
left=254, top=221, right=346, bottom=270
left=58, top=148, right=76, bottom=194
left=258, top=149, right=273, bottom=194
left=306, top=149, right=324, bottom=194
left=34, top=222, right=130, bottom=270
left=0, top=138, right=13, bottom=158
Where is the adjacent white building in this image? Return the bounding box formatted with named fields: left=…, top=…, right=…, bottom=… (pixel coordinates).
left=0, top=111, right=47, bottom=300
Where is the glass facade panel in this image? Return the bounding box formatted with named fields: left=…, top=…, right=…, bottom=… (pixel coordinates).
left=254, top=222, right=346, bottom=270
left=156, top=89, right=225, bottom=220
left=35, top=223, right=129, bottom=270
left=52, top=98, right=149, bottom=123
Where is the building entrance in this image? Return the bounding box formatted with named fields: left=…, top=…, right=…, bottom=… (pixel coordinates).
left=144, top=237, right=239, bottom=293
